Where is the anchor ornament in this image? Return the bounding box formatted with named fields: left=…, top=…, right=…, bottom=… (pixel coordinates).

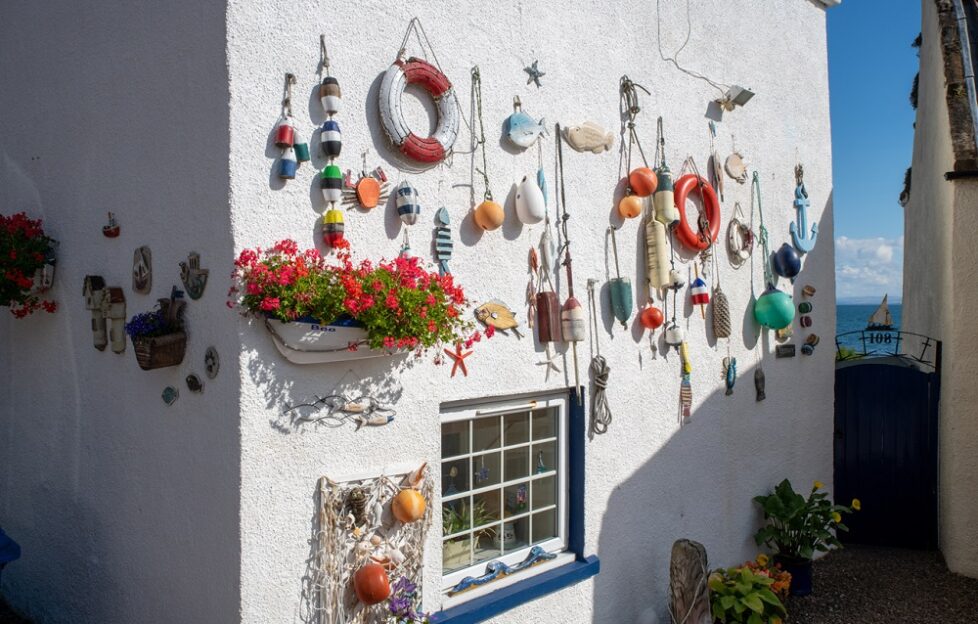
left=179, top=252, right=209, bottom=300
left=789, top=164, right=817, bottom=253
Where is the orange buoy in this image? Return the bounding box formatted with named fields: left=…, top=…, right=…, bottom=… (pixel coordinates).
left=353, top=563, right=391, bottom=605
left=618, top=194, right=643, bottom=219
left=628, top=167, right=658, bottom=197
left=474, top=200, right=504, bottom=231
left=639, top=305, right=664, bottom=330
left=391, top=488, right=426, bottom=523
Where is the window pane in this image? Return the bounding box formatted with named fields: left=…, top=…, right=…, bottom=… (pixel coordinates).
left=442, top=458, right=469, bottom=496
left=532, top=475, right=556, bottom=511
left=472, top=452, right=500, bottom=488
left=503, top=481, right=530, bottom=518
left=474, top=526, right=501, bottom=565
left=472, top=489, right=501, bottom=528
left=442, top=420, right=469, bottom=458
left=532, top=408, right=557, bottom=440
left=473, top=417, right=501, bottom=452
left=503, top=412, right=529, bottom=446
left=443, top=535, right=472, bottom=573
left=504, top=516, right=530, bottom=554
left=442, top=498, right=470, bottom=536
left=531, top=509, right=557, bottom=544
left=531, top=441, right=556, bottom=474
left=504, top=447, right=529, bottom=482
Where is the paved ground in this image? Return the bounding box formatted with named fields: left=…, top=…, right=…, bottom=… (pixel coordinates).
left=790, top=545, right=978, bottom=623
left=0, top=599, right=27, bottom=624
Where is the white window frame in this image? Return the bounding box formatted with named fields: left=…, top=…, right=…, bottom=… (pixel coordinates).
left=439, top=394, right=570, bottom=599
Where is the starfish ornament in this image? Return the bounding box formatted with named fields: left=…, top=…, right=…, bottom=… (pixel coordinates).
left=524, top=60, right=545, bottom=88
left=536, top=344, right=561, bottom=380
left=444, top=344, right=473, bottom=378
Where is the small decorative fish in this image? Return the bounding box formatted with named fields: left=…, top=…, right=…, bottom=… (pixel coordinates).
left=356, top=413, right=395, bottom=430
left=506, top=97, right=547, bottom=149
left=475, top=300, right=522, bottom=337
left=434, top=206, right=453, bottom=276
left=723, top=357, right=737, bottom=396
left=755, top=367, right=766, bottom=402
left=562, top=122, right=614, bottom=154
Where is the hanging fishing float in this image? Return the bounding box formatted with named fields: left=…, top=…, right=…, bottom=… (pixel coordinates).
left=470, top=66, right=504, bottom=231
left=639, top=302, right=664, bottom=358
left=752, top=171, right=794, bottom=330
left=556, top=124, right=584, bottom=399
left=274, top=73, right=299, bottom=181
left=653, top=117, right=679, bottom=227
left=316, top=40, right=347, bottom=248
left=690, top=266, right=709, bottom=319
left=395, top=181, right=420, bottom=255
left=587, top=279, right=612, bottom=439
left=607, top=226, right=633, bottom=329
left=618, top=76, right=657, bottom=220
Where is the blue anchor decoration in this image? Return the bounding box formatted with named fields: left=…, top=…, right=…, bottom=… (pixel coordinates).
left=790, top=164, right=817, bottom=253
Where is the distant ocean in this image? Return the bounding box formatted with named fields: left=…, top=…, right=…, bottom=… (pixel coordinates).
left=836, top=303, right=902, bottom=350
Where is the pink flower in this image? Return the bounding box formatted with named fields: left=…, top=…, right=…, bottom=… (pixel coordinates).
left=246, top=283, right=262, bottom=295
left=259, top=297, right=280, bottom=311
left=383, top=336, right=396, bottom=349
left=485, top=325, right=495, bottom=338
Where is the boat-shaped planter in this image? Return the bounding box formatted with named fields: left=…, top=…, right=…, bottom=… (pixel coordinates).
left=264, top=316, right=400, bottom=364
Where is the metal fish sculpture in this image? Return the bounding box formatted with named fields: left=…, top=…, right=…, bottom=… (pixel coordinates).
left=723, top=356, right=737, bottom=396
left=506, top=97, right=547, bottom=149
left=562, top=122, right=614, bottom=154
left=475, top=300, right=522, bottom=337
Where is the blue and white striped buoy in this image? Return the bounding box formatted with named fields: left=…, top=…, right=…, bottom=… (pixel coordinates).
left=321, top=120, right=342, bottom=159
left=395, top=181, right=421, bottom=226
left=278, top=147, right=298, bottom=180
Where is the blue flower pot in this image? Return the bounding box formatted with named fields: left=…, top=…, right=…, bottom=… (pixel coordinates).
left=775, top=555, right=813, bottom=596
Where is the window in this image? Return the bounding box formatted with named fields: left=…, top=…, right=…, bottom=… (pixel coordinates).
left=440, top=394, right=569, bottom=596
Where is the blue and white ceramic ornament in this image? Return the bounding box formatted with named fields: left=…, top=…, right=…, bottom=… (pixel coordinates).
left=505, top=97, right=546, bottom=150
left=395, top=181, right=421, bottom=226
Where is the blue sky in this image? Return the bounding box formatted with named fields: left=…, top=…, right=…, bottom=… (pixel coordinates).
left=828, top=0, right=920, bottom=302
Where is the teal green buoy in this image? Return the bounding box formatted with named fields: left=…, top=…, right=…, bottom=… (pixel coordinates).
left=608, top=226, right=633, bottom=329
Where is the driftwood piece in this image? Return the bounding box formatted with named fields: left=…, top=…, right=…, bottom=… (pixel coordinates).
left=669, top=539, right=711, bottom=624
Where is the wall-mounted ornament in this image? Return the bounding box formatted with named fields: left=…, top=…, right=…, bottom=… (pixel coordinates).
left=444, top=343, right=472, bottom=378
left=505, top=96, right=546, bottom=150
left=283, top=394, right=396, bottom=429
left=132, top=246, right=152, bottom=294
left=102, top=212, right=120, bottom=238
left=470, top=67, right=504, bottom=231
left=524, top=60, right=545, bottom=88
left=726, top=202, right=754, bottom=267
left=343, top=153, right=389, bottom=210
left=515, top=175, right=545, bottom=225
left=776, top=344, right=796, bottom=358
left=475, top=301, right=522, bottom=337
left=83, top=275, right=108, bottom=351
left=723, top=357, right=737, bottom=396
left=395, top=181, right=421, bottom=226
left=674, top=167, right=721, bottom=252
left=801, top=334, right=819, bottom=355
left=775, top=325, right=793, bottom=342
left=725, top=135, right=748, bottom=183
left=712, top=285, right=731, bottom=339
left=204, top=346, right=219, bottom=379
left=690, top=267, right=709, bottom=319
left=755, top=367, right=766, bottom=402
left=128, top=286, right=186, bottom=370
left=320, top=119, right=342, bottom=159
left=664, top=320, right=685, bottom=351
left=378, top=19, right=459, bottom=164
left=790, top=164, right=818, bottom=253
left=319, top=36, right=341, bottom=115
left=645, top=212, right=670, bottom=292
left=607, top=226, right=632, bottom=328
left=106, top=287, right=127, bottom=354
left=562, top=122, right=613, bottom=154
left=752, top=172, right=794, bottom=330
left=179, top=252, right=209, bottom=300
left=802, top=284, right=816, bottom=298
left=450, top=546, right=556, bottom=596
left=772, top=243, right=801, bottom=280
left=800, top=315, right=813, bottom=328
left=799, top=301, right=813, bottom=314
left=433, top=207, right=453, bottom=275
left=162, top=386, right=179, bottom=406
left=274, top=73, right=301, bottom=180
left=639, top=303, right=664, bottom=358
left=186, top=374, right=203, bottom=393
left=320, top=164, right=344, bottom=204
left=322, top=208, right=345, bottom=247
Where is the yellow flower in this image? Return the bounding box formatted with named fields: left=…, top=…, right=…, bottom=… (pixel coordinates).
left=813, top=480, right=825, bottom=490
left=832, top=512, right=842, bottom=523
left=852, top=498, right=862, bottom=511
left=756, top=554, right=769, bottom=567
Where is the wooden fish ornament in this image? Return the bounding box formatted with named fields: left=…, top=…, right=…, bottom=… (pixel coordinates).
left=506, top=97, right=547, bottom=149
left=433, top=207, right=453, bottom=275
left=515, top=176, right=546, bottom=225
left=562, top=122, right=613, bottom=154
left=475, top=301, right=522, bottom=337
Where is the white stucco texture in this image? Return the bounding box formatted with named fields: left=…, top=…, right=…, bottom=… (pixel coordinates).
left=1, top=0, right=836, bottom=622
left=904, top=0, right=978, bottom=579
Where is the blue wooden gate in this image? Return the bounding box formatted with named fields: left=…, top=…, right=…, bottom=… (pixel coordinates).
left=834, top=331, right=941, bottom=549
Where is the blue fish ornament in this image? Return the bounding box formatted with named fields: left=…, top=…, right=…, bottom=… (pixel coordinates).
left=724, top=357, right=737, bottom=396
left=506, top=97, right=547, bottom=149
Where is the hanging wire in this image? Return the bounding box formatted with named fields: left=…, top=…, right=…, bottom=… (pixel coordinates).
left=620, top=75, right=651, bottom=173
left=282, top=73, right=296, bottom=117
left=319, top=35, right=331, bottom=77
left=654, top=116, right=667, bottom=169
left=656, top=0, right=731, bottom=96
left=753, top=171, right=774, bottom=287
left=471, top=66, right=492, bottom=200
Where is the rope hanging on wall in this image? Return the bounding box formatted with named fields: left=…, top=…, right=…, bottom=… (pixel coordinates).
left=586, top=279, right=611, bottom=440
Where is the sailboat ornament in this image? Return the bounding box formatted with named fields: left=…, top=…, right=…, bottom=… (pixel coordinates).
left=866, top=294, right=894, bottom=331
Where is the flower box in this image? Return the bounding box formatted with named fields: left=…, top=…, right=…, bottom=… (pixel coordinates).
left=265, top=316, right=396, bottom=364
left=132, top=331, right=187, bottom=370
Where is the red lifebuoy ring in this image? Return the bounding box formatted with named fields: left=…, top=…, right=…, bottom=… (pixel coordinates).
left=674, top=174, right=721, bottom=251
left=378, top=57, right=460, bottom=164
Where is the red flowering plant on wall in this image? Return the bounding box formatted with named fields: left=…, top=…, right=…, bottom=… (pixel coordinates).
left=229, top=239, right=482, bottom=353
left=0, top=212, right=57, bottom=318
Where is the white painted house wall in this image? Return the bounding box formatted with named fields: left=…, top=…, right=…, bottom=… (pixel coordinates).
left=1, top=1, right=836, bottom=622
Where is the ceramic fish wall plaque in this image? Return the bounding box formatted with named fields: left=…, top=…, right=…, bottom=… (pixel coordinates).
left=433, top=207, right=453, bottom=275
left=475, top=301, right=522, bottom=337
left=505, top=97, right=546, bottom=149
left=179, top=252, right=209, bottom=300
left=132, top=246, right=152, bottom=294
left=515, top=176, right=545, bottom=225
left=562, top=122, right=613, bottom=154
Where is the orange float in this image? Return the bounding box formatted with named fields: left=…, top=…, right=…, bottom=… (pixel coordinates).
left=474, top=200, right=504, bottom=231
left=639, top=305, right=664, bottom=330
left=618, top=194, right=643, bottom=219
left=628, top=167, right=658, bottom=197
left=673, top=174, right=721, bottom=251
left=353, top=563, right=391, bottom=605
left=391, top=488, right=426, bottom=523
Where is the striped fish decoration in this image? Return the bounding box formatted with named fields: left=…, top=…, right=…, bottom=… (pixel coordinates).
left=680, top=374, right=693, bottom=423
left=320, top=119, right=342, bottom=159
left=320, top=164, right=343, bottom=203
left=434, top=206, right=453, bottom=275
left=395, top=181, right=421, bottom=226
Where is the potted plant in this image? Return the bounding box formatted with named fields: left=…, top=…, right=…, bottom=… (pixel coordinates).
left=126, top=288, right=187, bottom=370
left=442, top=500, right=496, bottom=570
left=230, top=239, right=478, bottom=364
left=0, top=212, right=57, bottom=318
left=708, top=564, right=787, bottom=624
left=743, top=555, right=791, bottom=603
left=753, top=479, right=860, bottom=596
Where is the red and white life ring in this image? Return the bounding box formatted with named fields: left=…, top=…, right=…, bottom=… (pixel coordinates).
left=378, top=57, right=460, bottom=164
left=674, top=174, right=721, bottom=251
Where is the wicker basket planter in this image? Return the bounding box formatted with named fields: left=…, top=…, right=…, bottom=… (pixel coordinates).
left=132, top=331, right=187, bottom=370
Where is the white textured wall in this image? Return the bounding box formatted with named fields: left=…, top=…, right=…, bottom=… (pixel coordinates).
left=903, top=0, right=978, bottom=578
left=0, top=1, right=240, bottom=622
left=228, top=1, right=836, bottom=622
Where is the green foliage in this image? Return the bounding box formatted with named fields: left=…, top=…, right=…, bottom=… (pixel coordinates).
left=709, top=565, right=787, bottom=624
left=442, top=499, right=496, bottom=537
left=753, top=479, right=857, bottom=561
left=836, top=345, right=861, bottom=361
left=0, top=212, right=57, bottom=318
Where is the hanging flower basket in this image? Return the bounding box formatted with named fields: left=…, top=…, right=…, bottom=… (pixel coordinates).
left=132, top=331, right=188, bottom=370
left=0, top=212, right=57, bottom=318
left=230, top=240, right=479, bottom=365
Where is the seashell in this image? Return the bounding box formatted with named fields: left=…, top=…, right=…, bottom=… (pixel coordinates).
left=391, top=488, right=426, bottom=524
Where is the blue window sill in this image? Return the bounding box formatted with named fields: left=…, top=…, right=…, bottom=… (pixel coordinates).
left=430, top=556, right=600, bottom=624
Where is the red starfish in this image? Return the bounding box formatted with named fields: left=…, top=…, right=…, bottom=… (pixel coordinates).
left=444, top=344, right=473, bottom=378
